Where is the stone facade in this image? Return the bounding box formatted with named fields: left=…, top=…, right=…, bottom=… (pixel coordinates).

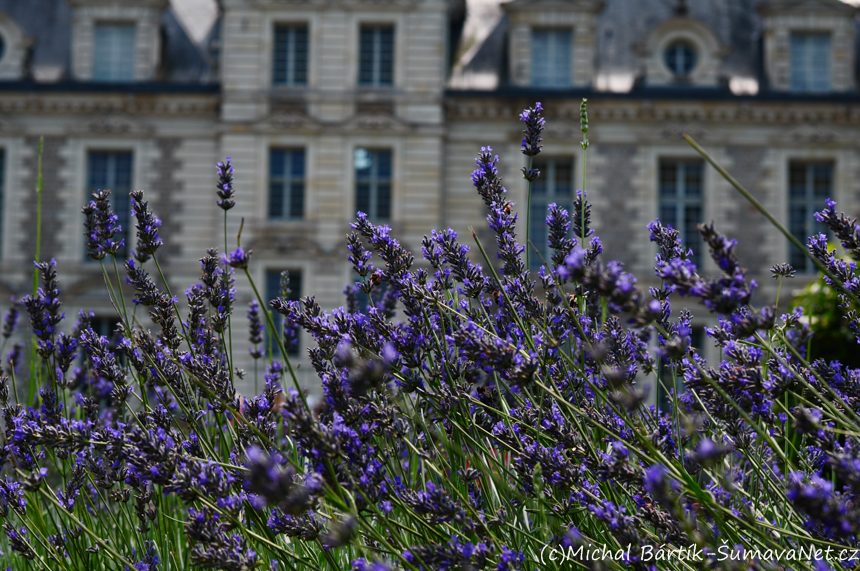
left=0, top=0, right=858, bottom=397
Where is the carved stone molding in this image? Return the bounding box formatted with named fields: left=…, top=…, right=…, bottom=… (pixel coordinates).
left=260, top=113, right=323, bottom=133
left=658, top=122, right=706, bottom=141
left=0, top=95, right=219, bottom=117
left=776, top=124, right=846, bottom=145
left=445, top=98, right=860, bottom=127
left=342, top=113, right=410, bottom=133
left=67, top=115, right=154, bottom=136
left=250, top=0, right=420, bottom=8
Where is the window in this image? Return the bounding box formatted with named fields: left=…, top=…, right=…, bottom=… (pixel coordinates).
left=355, top=148, right=391, bottom=222
left=87, top=151, right=133, bottom=260
left=93, top=23, right=136, bottom=82
left=359, top=25, right=394, bottom=87
left=0, top=35, right=5, bottom=62
left=528, top=158, right=573, bottom=271
left=272, top=24, right=308, bottom=86
left=269, top=149, right=305, bottom=220
left=790, top=33, right=831, bottom=93
left=664, top=41, right=697, bottom=77
left=265, top=270, right=302, bottom=357
left=531, top=29, right=572, bottom=87
left=789, top=162, right=832, bottom=272
left=659, top=160, right=704, bottom=269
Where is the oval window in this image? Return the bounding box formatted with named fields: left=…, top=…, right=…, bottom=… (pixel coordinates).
left=664, top=41, right=697, bottom=76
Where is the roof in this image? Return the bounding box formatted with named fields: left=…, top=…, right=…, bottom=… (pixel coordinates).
left=0, top=0, right=214, bottom=84
left=452, top=0, right=778, bottom=92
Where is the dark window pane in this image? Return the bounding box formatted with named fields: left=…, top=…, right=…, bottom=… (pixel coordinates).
left=555, top=162, right=573, bottom=196
left=684, top=164, right=703, bottom=197
left=273, top=25, right=309, bottom=85
left=359, top=28, right=375, bottom=85
left=269, top=149, right=304, bottom=220
left=660, top=205, right=676, bottom=224
left=87, top=151, right=132, bottom=260
left=359, top=26, right=394, bottom=86
left=788, top=162, right=833, bottom=272
left=376, top=150, right=392, bottom=178
left=290, top=182, right=304, bottom=219
left=376, top=183, right=391, bottom=220
left=659, top=163, right=677, bottom=197
left=269, top=183, right=284, bottom=218
left=266, top=270, right=302, bottom=356
left=659, top=160, right=703, bottom=263
left=356, top=183, right=371, bottom=214
left=813, top=165, right=832, bottom=197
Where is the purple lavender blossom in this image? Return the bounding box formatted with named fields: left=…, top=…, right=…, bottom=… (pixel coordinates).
left=215, top=157, right=235, bottom=211
left=223, top=247, right=251, bottom=270
left=130, top=190, right=163, bottom=263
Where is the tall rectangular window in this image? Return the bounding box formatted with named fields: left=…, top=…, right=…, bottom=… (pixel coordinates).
left=265, top=270, right=302, bottom=357
left=87, top=151, right=133, bottom=260
left=93, top=23, right=136, bottom=82
left=531, top=29, right=572, bottom=87
left=528, top=157, right=573, bottom=271
left=273, top=24, right=308, bottom=86
left=355, top=148, right=391, bottom=222
left=790, top=32, right=831, bottom=93
left=269, top=149, right=305, bottom=220
left=659, top=160, right=704, bottom=269
left=789, top=162, right=832, bottom=272
left=359, top=25, right=394, bottom=87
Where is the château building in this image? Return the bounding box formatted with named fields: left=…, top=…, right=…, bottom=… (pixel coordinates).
left=0, top=0, right=857, bottom=394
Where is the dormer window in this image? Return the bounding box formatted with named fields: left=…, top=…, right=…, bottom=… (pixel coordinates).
left=531, top=29, right=572, bottom=87
left=664, top=40, right=697, bottom=78
left=93, top=23, right=136, bottom=82
left=790, top=32, right=831, bottom=92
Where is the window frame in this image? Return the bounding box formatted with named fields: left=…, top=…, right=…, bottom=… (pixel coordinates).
left=528, top=156, right=575, bottom=271
left=530, top=27, right=573, bottom=88
left=354, top=147, right=393, bottom=223
left=788, top=160, right=834, bottom=273
left=92, top=22, right=136, bottom=83
left=84, top=149, right=135, bottom=262
left=265, top=269, right=303, bottom=357
left=272, top=23, right=309, bottom=87
left=790, top=31, right=832, bottom=93
left=663, top=40, right=698, bottom=78
left=658, top=158, right=705, bottom=269
left=358, top=24, right=395, bottom=88
left=268, top=148, right=306, bottom=221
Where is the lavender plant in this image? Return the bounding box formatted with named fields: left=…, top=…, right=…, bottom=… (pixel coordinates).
left=2, top=102, right=859, bottom=571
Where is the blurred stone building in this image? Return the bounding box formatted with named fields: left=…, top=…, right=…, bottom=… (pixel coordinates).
left=0, top=0, right=856, bottom=393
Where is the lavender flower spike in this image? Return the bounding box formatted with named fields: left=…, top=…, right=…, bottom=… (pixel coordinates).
left=216, top=156, right=235, bottom=211
left=130, top=189, right=163, bottom=263
left=223, top=247, right=251, bottom=270
left=519, top=102, right=544, bottom=156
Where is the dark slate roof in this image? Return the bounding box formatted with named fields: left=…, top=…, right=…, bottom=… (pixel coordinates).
left=0, top=0, right=213, bottom=84
left=0, top=0, right=72, bottom=73
left=455, top=0, right=772, bottom=90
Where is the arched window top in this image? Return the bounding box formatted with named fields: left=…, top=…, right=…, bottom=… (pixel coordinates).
left=641, top=17, right=725, bottom=87
left=664, top=40, right=697, bottom=77
left=0, top=11, right=31, bottom=80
